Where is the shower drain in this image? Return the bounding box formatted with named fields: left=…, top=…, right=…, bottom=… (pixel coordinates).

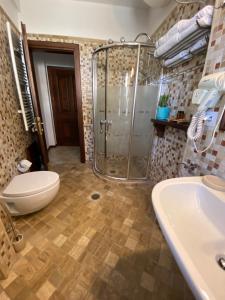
left=91, top=193, right=100, bottom=200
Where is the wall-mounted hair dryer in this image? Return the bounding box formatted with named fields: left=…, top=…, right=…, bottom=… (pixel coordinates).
left=187, top=71, right=225, bottom=153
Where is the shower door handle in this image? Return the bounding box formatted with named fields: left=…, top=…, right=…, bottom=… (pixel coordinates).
left=106, top=120, right=112, bottom=136
left=100, top=120, right=107, bottom=133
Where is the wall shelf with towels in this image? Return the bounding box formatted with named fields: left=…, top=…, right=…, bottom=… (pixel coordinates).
left=154, top=5, right=214, bottom=69
left=151, top=119, right=190, bottom=137
left=164, top=45, right=208, bottom=68
left=157, top=25, right=210, bottom=60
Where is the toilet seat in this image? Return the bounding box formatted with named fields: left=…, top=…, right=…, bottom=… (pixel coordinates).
left=3, top=171, right=59, bottom=197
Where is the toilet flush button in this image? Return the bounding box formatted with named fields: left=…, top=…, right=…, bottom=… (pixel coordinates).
left=202, top=175, right=225, bottom=192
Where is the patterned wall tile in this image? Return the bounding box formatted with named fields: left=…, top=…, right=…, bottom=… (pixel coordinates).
left=150, top=0, right=225, bottom=182
left=150, top=128, right=187, bottom=184
left=182, top=0, right=225, bottom=179
left=0, top=7, right=32, bottom=189
left=149, top=2, right=209, bottom=182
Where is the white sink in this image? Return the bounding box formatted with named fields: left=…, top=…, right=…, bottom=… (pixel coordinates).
left=152, top=177, right=225, bottom=300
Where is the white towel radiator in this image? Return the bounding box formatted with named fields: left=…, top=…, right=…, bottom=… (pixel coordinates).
left=6, top=21, right=34, bottom=131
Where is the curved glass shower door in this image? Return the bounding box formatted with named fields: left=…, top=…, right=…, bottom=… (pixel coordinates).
left=93, top=46, right=138, bottom=178
left=93, top=42, right=159, bottom=181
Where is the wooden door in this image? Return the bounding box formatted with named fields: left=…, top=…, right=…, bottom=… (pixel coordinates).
left=48, top=67, right=80, bottom=146
left=21, top=23, right=49, bottom=168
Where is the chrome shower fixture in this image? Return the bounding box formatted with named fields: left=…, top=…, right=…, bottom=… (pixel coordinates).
left=134, top=33, right=152, bottom=42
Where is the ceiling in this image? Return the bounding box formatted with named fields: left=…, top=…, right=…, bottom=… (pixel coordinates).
left=71, top=0, right=150, bottom=9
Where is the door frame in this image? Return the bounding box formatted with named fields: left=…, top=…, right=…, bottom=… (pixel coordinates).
left=21, top=23, right=49, bottom=168
left=28, top=40, right=85, bottom=163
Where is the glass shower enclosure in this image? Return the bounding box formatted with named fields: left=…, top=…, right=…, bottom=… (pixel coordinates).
left=92, top=35, right=160, bottom=181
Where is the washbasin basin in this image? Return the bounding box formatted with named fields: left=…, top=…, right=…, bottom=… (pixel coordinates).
left=152, top=177, right=225, bottom=300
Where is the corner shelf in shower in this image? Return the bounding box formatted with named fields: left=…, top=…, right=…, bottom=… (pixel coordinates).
left=151, top=119, right=190, bottom=138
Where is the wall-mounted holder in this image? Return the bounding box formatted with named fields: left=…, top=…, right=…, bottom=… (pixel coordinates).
left=0, top=219, right=16, bottom=279
left=219, top=111, right=225, bottom=131
left=0, top=201, right=25, bottom=253
left=151, top=119, right=190, bottom=137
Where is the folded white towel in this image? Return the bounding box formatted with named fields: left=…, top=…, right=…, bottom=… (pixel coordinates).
left=179, top=21, right=199, bottom=41
left=163, top=50, right=191, bottom=66
left=155, top=5, right=214, bottom=50
left=156, top=19, right=191, bottom=48
left=155, top=22, right=198, bottom=57
left=192, top=5, right=214, bottom=21
left=190, top=36, right=208, bottom=53
left=197, top=15, right=212, bottom=27
left=154, top=34, right=180, bottom=57
left=167, top=19, right=192, bottom=37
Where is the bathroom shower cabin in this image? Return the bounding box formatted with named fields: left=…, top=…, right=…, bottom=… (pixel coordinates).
left=93, top=34, right=160, bottom=181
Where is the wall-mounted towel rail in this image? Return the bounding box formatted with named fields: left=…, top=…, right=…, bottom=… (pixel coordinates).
left=164, top=46, right=208, bottom=68
left=6, top=22, right=34, bottom=131
left=161, top=63, right=205, bottom=82
left=158, top=25, right=210, bottom=60
left=147, top=62, right=205, bottom=84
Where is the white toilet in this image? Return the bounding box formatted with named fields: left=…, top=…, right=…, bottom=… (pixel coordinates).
left=0, top=171, right=60, bottom=216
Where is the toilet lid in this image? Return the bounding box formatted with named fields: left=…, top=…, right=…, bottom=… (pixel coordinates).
left=3, top=171, right=59, bottom=197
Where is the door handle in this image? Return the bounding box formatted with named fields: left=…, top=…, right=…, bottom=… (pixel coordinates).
left=100, top=120, right=107, bottom=133
left=32, top=116, right=44, bottom=136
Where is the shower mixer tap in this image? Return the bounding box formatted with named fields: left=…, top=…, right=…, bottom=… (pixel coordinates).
left=100, top=119, right=107, bottom=133
left=106, top=120, right=112, bottom=136
left=99, top=120, right=112, bottom=134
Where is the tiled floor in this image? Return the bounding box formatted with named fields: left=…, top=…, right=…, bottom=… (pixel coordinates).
left=0, top=152, right=194, bottom=299
left=96, top=156, right=147, bottom=179
left=49, top=146, right=81, bottom=164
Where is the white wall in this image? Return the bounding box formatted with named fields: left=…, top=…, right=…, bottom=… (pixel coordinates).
left=19, top=0, right=150, bottom=41
left=2, top=0, right=176, bottom=42
left=148, top=1, right=177, bottom=36
left=0, top=0, right=20, bottom=27
left=32, top=52, right=74, bottom=148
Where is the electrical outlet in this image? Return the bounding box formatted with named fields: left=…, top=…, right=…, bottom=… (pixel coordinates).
left=205, top=111, right=218, bottom=127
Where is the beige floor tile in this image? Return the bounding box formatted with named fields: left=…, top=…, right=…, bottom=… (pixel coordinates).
left=69, top=245, right=85, bottom=260
left=36, top=280, right=56, bottom=300
left=0, top=272, right=17, bottom=289
left=125, top=237, right=138, bottom=251
left=0, top=291, right=11, bottom=300
left=123, top=218, right=134, bottom=227
left=140, top=272, right=155, bottom=292
left=1, top=147, right=194, bottom=300
left=78, top=236, right=90, bottom=247
left=20, top=242, right=34, bottom=256
left=53, top=234, right=67, bottom=247
left=104, top=251, right=119, bottom=268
